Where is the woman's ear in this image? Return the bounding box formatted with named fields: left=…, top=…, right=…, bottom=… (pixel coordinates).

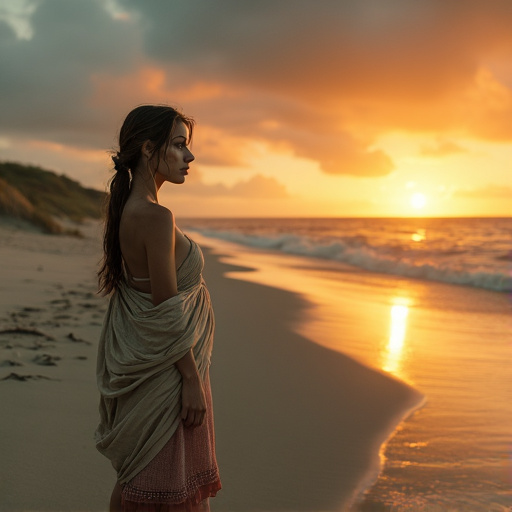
left=141, top=140, right=155, bottom=159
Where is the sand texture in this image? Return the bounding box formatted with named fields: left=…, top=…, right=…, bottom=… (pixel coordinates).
left=5, top=223, right=506, bottom=511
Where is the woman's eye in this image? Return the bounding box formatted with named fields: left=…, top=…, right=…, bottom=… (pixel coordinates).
left=175, top=142, right=187, bottom=150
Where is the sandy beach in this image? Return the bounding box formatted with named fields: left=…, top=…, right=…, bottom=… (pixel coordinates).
left=0, top=222, right=510, bottom=511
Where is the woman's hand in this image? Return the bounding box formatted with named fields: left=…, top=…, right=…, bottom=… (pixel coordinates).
left=175, top=349, right=206, bottom=428
left=180, top=374, right=207, bottom=428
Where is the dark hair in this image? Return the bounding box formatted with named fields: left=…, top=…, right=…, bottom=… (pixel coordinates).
left=98, top=105, right=194, bottom=295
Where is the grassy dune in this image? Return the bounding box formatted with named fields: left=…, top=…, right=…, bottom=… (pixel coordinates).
left=0, top=162, right=105, bottom=234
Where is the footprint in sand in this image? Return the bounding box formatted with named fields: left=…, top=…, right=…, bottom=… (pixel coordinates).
left=0, top=359, right=23, bottom=367
left=22, top=307, right=44, bottom=313
left=1, top=372, right=57, bottom=382
left=49, top=299, right=71, bottom=310
left=0, top=327, right=56, bottom=352
left=26, top=341, right=56, bottom=351
left=33, top=353, right=61, bottom=366
left=78, top=303, right=99, bottom=310
left=0, top=327, right=54, bottom=341
left=67, top=332, right=92, bottom=345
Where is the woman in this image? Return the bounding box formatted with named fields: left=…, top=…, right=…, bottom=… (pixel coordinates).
left=95, top=105, right=221, bottom=511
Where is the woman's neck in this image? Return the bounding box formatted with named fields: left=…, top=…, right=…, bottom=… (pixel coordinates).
left=130, top=166, right=161, bottom=203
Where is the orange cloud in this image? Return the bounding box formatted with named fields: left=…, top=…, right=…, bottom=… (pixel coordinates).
left=27, top=139, right=106, bottom=162
left=420, top=140, right=466, bottom=157
left=89, top=67, right=396, bottom=176
left=192, top=126, right=257, bottom=167
left=277, top=131, right=394, bottom=176
left=3, top=0, right=512, bottom=191
left=179, top=173, right=288, bottom=199
left=454, top=184, right=512, bottom=198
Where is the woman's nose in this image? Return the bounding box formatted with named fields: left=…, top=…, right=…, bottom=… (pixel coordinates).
left=185, top=148, right=195, bottom=163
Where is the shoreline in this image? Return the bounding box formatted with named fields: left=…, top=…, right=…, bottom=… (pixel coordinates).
left=0, top=224, right=423, bottom=511
left=202, top=243, right=424, bottom=511
left=1, top=224, right=509, bottom=511
left=194, top=233, right=512, bottom=511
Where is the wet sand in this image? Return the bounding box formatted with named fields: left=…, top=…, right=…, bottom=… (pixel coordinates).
left=4, top=222, right=505, bottom=511
left=195, top=234, right=512, bottom=511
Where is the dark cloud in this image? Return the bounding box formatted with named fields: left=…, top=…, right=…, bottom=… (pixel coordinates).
left=0, top=0, right=139, bottom=146
left=1, top=0, right=512, bottom=180
left=118, top=0, right=512, bottom=103
left=113, top=0, right=512, bottom=171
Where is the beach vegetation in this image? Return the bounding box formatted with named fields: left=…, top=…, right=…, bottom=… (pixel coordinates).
left=0, top=161, right=105, bottom=235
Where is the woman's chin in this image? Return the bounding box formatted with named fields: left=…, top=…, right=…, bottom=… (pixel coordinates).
left=169, top=176, right=186, bottom=185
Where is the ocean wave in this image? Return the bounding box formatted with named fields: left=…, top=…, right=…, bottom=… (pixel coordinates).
left=194, top=229, right=512, bottom=293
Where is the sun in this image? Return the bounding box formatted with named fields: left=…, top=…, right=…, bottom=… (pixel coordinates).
left=410, top=192, right=427, bottom=209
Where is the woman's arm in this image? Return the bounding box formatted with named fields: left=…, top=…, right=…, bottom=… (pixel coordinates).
left=144, top=206, right=179, bottom=306
left=144, top=206, right=206, bottom=427
left=175, top=350, right=207, bottom=428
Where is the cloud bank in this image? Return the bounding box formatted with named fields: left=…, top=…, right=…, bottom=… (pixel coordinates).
left=1, top=0, right=512, bottom=189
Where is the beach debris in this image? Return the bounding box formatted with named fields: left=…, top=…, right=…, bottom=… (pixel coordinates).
left=66, top=332, right=92, bottom=345
left=1, top=372, right=56, bottom=382
left=0, top=327, right=54, bottom=341
left=49, top=298, right=71, bottom=309
left=33, top=353, right=60, bottom=366
left=78, top=302, right=98, bottom=309
left=22, top=307, right=43, bottom=313
left=64, top=289, right=95, bottom=300
left=26, top=340, right=56, bottom=350
left=0, top=359, right=23, bottom=367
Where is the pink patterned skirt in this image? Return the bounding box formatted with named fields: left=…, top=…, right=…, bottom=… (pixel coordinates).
left=121, top=372, right=221, bottom=511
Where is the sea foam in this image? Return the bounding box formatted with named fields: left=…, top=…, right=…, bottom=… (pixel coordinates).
left=193, top=228, right=512, bottom=293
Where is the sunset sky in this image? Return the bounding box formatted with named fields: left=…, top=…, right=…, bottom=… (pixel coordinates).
left=0, top=0, right=511, bottom=217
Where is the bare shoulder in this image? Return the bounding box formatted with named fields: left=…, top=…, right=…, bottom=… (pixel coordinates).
left=139, top=202, right=174, bottom=224
left=139, top=203, right=175, bottom=242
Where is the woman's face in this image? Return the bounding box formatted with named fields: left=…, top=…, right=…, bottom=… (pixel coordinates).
left=154, top=120, right=195, bottom=185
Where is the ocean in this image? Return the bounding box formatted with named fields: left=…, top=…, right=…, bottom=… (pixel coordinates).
left=183, top=216, right=512, bottom=511
left=181, top=217, right=511, bottom=293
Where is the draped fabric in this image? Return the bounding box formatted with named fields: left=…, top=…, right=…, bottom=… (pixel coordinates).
left=121, top=371, right=221, bottom=509
left=95, top=239, right=215, bottom=485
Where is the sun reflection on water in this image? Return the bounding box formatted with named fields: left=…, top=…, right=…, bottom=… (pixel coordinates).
left=411, top=229, right=426, bottom=242
left=382, top=299, right=410, bottom=378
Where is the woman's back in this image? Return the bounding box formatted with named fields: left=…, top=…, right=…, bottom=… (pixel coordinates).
left=119, top=197, right=191, bottom=295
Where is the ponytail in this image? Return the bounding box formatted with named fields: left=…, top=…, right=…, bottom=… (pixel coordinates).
left=97, top=162, right=131, bottom=295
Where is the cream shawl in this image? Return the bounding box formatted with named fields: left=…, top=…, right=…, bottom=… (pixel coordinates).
left=95, top=240, right=214, bottom=484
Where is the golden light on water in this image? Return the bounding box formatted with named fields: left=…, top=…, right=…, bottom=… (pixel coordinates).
left=383, top=300, right=410, bottom=377
left=411, top=229, right=426, bottom=242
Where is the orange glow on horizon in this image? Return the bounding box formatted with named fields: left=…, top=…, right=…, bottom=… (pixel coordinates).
left=27, top=139, right=106, bottom=162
